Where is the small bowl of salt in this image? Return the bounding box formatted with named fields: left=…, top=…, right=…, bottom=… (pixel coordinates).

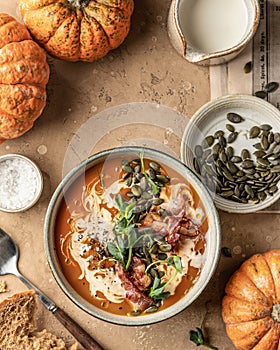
left=0, top=154, right=43, bottom=212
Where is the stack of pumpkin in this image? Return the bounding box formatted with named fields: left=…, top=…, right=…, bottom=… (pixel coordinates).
left=0, top=0, right=134, bottom=142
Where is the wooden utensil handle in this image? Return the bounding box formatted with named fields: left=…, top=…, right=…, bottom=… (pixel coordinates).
left=54, top=307, right=104, bottom=350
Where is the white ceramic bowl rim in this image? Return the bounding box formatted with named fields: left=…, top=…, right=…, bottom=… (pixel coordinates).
left=44, top=146, right=221, bottom=326
left=180, top=94, right=280, bottom=213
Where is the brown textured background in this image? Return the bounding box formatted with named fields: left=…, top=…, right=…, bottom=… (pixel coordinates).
left=1, top=1, right=278, bottom=350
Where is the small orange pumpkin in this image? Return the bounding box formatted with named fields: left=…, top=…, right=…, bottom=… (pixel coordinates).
left=18, top=0, right=134, bottom=62
left=0, top=13, right=49, bottom=142
left=222, top=250, right=280, bottom=350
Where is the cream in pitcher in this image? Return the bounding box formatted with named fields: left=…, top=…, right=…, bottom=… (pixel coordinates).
left=168, top=0, right=260, bottom=65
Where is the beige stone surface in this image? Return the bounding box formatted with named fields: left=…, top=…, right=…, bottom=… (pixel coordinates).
left=0, top=1, right=279, bottom=350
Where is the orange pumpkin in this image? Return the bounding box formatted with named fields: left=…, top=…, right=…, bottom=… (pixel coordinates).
left=18, top=0, right=134, bottom=62
left=222, top=250, right=280, bottom=350
left=0, top=13, right=49, bottom=142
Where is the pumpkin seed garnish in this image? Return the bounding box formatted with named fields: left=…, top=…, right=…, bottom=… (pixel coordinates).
left=243, top=61, right=252, bottom=74
left=227, top=112, right=244, bottom=123
left=249, top=126, right=260, bottom=138
left=226, top=124, right=235, bottom=132
left=255, top=90, right=268, bottom=99
left=264, top=81, right=279, bottom=93
left=227, top=132, right=238, bottom=144
left=221, top=247, right=232, bottom=257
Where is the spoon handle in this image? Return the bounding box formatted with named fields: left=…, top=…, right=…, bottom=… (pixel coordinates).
left=16, top=272, right=104, bottom=350
left=54, top=307, right=104, bottom=350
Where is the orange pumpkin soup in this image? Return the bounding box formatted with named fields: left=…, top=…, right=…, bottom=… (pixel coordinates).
left=55, top=153, right=208, bottom=316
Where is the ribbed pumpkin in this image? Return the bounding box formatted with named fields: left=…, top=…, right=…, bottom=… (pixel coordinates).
left=222, top=250, right=280, bottom=350
left=18, top=0, right=134, bottom=62
left=0, top=13, right=49, bottom=142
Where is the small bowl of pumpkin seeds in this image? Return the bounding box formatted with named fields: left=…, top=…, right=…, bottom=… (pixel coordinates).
left=181, top=94, right=280, bottom=213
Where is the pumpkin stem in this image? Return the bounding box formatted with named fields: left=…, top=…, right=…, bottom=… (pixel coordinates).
left=271, top=304, right=280, bottom=323
left=67, top=0, right=90, bottom=9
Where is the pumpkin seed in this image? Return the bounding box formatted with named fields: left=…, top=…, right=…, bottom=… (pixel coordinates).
left=152, top=198, right=164, bottom=206
left=158, top=243, right=172, bottom=252
left=218, top=135, right=227, bottom=148
left=243, top=61, right=252, bottom=74
left=221, top=247, right=232, bottom=257
left=255, top=90, right=268, bottom=99
left=271, top=165, right=280, bottom=173
left=253, top=150, right=266, bottom=158
left=257, top=192, right=267, bottom=201
left=227, top=112, right=244, bottom=123
left=236, top=176, right=248, bottom=183
left=144, top=305, right=158, bottom=314
left=156, top=252, right=168, bottom=260
left=194, top=145, right=203, bottom=158
left=131, top=159, right=141, bottom=165
left=131, top=185, right=141, bottom=197
left=241, top=149, right=251, bottom=160
left=225, top=146, right=234, bottom=159
left=245, top=184, right=254, bottom=198
left=249, top=126, right=260, bottom=138
left=222, top=168, right=235, bottom=181
left=220, top=190, right=234, bottom=197
left=260, top=135, right=269, bottom=150
left=234, top=185, right=241, bottom=197
left=134, top=164, right=141, bottom=173
left=212, top=143, right=221, bottom=154
left=260, top=124, right=272, bottom=131
left=274, top=133, right=280, bottom=144
left=226, top=124, right=235, bottom=132
left=256, top=158, right=270, bottom=167
left=241, top=160, right=254, bottom=169
left=268, top=186, right=278, bottom=194
left=236, top=170, right=245, bottom=177
left=219, top=151, right=227, bottom=163
left=122, top=163, right=133, bottom=173
left=202, top=135, right=214, bottom=148
left=214, top=130, right=224, bottom=138
left=243, top=168, right=256, bottom=175
left=149, top=161, right=161, bottom=171
left=156, top=174, right=170, bottom=183
left=231, top=156, right=242, bottom=163
left=227, top=161, right=238, bottom=174
left=147, top=168, right=156, bottom=180
left=253, top=142, right=262, bottom=150
left=264, top=81, right=279, bottom=93
left=268, top=132, right=274, bottom=144
left=227, top=132, right=238, bottom=143
left=126, top=176, right=132, bottom=186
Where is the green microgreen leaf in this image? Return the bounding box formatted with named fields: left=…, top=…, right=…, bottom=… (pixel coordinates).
left=189, top=327, right=218, bottom=349
left=139, top=149, right=160, bottom=195
left=149, top=277, right=170, bottom=300
left=147, top=255, right=182, bottom=300
left=107, top=241, right=125, bottom=265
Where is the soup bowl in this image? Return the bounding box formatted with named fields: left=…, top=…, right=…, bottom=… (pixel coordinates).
left=44, top=147, right=221, bottom=326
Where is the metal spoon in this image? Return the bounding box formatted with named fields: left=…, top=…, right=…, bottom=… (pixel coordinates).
left=0, top=227, right=103, bottom=350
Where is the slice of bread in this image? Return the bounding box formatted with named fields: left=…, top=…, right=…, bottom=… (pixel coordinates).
left=0, top=290, right=78, bottom=350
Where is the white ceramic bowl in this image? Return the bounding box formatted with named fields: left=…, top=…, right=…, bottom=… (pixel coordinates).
left=0, top=154, right=43, bottom=213
left=181, top=95, right=280, bottom=213
left=45, top=147, right=221, bottom=326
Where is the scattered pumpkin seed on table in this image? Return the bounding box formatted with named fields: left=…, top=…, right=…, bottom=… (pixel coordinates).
left=191, top=115, right=280, bottom=204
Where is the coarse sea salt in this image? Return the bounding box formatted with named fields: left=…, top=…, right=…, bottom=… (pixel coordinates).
left=0, top=157, right=41, bottom=211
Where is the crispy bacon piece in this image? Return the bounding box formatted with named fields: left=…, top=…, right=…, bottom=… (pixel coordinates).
left=165, top=217, right=201, bottom=246
left=131, top=256, right=152, bottom=291
left=115, top=262, right=154, bottom=312
left=141, top=209, right=201, bottom=247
